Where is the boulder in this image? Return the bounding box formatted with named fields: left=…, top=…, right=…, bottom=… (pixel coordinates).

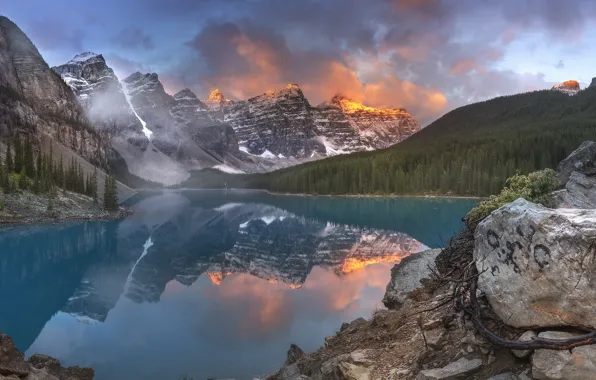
left=320, top=350, right=374, bottom=380
left=285, top=344, right=306, bottom=366
left=415, top=357, right=483, bottom=380
left=425, top=328, right=447, bottom=350
left=474, top=198, right=596, bottom=329
left=532, top=331, right=596, bottom=380
left=512, top=331, right=537, bottom=359
left=0, top=334, right=93, bottom=380
left=383, top=249, right=441, bottom=309
left=556, top=141, right=596, bottom=184
left=550, top=172, right=596, bottom=209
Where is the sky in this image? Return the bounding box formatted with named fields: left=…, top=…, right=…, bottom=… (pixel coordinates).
left=4, top=0, right=596, bottom=125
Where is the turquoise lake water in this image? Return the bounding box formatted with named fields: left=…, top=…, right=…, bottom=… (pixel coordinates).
left=0, top=190, right=476, bottom=380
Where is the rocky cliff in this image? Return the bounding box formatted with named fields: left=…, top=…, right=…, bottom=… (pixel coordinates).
left=0, top=16, right=107, bottom=168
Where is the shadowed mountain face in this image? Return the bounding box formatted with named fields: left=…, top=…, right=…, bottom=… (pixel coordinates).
left=0, top=191, right=474, bottom=379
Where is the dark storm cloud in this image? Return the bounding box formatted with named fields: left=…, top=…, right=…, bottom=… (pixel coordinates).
left=112, top=28, right=155, bottom=50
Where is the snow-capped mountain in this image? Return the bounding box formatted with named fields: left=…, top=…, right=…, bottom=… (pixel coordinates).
left=208, top=84, right=421, bottom=158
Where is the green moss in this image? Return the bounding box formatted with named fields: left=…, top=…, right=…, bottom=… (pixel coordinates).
left=467, top=168, right=558, bottom=222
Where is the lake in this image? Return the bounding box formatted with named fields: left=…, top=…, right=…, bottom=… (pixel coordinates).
left=0, top=190, right=476, bottom=380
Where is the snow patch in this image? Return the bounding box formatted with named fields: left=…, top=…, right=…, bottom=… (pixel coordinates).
left=239, top=221, right=250, bottom=229
left=68, top=52, right=99, bottom=63
left=315, top=136, right=349, bottom=156
left=122, top=81, right=153, bottom=140
left=260, top=216, right=277, bottom=225
left=213, top=164, right=245, bottom=174
left=260, top=150, right=277, bottom=159
left=215, top=203, right=244, bottom=212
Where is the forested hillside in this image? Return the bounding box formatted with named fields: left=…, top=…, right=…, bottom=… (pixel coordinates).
left=180, top=87, right=596, bottom=196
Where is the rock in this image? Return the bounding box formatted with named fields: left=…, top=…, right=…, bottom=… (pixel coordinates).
left=383, top=249, right=441, bottom=309
left=341, top=318, right=367, bottom=333
left=0, top=334, right=29, bottom=377
left=285, top=344, right=306, bottom=366
left=474, top=198, right=596, bottom=329
left=423, top=320, right=442, bottom=331
left=590, top=78, right=596, bottom=88
left=425, top=328, right=446, bottom=350
left=280, top=363, right=302, bottom=380
left=488, top=373, right=518, bottom=380
left=550, top=172, right=596, bottom=209
left=391, top=368, right=411, bottom=377
left=340, top=322, right=350, bottom=332
left=0, top=334, right=93, bottom=380
left=512, top=331, right=537, bottom=359
left=338, top=362, right=372, bottom=380
left=556, top=140, right=596, bottom=184
left=415, top=357, right=483, bottom=380
left=532, top=331, right=596, bottom=380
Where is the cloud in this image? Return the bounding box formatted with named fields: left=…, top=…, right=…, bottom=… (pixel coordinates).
left=112, top=28, right=154, bottom=50
left=556, top=60, right=565, bottom=69
left=104, top=54, right=152, bottom=79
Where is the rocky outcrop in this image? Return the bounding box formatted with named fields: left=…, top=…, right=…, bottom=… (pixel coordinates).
left=415, top=357, right=483, bottom=380
left=551, top=80, right=580, bottom=96
left=590, top=78, right=596, bottom=88
left=556, top=140, right=596, bottom=183
left=532, top=331, right=596, bottom=380
left=0, top=333, right=93, bottom=379
left=474, top=198, right=596, bottom=329
left=383, top=249, right=441, bottom=309
left=550, top=171, right=596, bottom=209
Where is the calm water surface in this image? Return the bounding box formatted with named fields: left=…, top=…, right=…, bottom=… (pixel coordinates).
left=0, top=190, right=476, bottom=380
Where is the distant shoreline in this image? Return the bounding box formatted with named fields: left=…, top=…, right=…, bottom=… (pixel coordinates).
left=159, top=187, right=483, bottom=200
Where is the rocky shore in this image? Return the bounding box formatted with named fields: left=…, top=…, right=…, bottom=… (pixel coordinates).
left=265, top=141, right=596, bottom=380
left=0, top=190, right=132, bottom=226
left=0, top=334, right=93, bottom=380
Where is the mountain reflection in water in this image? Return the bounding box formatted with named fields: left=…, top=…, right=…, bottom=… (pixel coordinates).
left=0, top=190, right=476, bottom=380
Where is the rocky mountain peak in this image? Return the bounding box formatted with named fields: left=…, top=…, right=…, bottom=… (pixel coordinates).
left=329, top=94, right=407, bottom=115
left=590, top=78, right=596, bottom=88
left=67, top=52, right=104, bottom=65
left=174, top=88, right=198, bottom=100
left=552, top=80, right=580, bottom=96
left=208, top=89, right=226, bottom=103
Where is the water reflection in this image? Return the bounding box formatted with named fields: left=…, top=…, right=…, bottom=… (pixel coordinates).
left=0, top=190, right=475, bottom=380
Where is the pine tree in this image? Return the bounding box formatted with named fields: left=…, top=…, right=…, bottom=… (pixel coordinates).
left=91, top=166, right=98, bottom=204
left=103, top=175, right=118, bottom=211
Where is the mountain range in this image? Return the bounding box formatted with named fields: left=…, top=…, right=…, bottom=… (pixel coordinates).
left=0, top=15, right=420, bottom=187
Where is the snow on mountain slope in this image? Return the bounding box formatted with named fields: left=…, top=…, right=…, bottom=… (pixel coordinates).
left=206, top=85, right=420, bottom=159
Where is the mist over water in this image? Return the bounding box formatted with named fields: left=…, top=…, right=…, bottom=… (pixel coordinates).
left=0, top=190, right=475, bottom=380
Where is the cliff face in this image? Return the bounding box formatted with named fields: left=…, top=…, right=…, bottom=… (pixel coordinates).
left=0, top=16, right=108, bottom=168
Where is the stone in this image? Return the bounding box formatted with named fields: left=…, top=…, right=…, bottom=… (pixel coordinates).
left=556, top=140, right=596, bottom=184
left=338, top=362, right=372, bottom=380
left=532, top=331, right=596, bottom=380
left=425, top=328, right=447, bottom=350
left=0, top=334, right=30, bottom=377
left=280, top=363, right=302, bottom=380
left=391, top=368, right=411, bottom=377
left=285, top=344, right=306, bottom=366
left=474, top=198, right=596, bottom=329
left=549, top=172, right=596, bottom=209
left=488, top=373, right=517, bottom=380
left=512, top=331, right=537, bottom=359
left=383, top=249, right=441, bottom=309
left=423, top=320, right=442, bottom=331
left=320, top=351, right=374, bottom=379
left=415, top=357, right=483, bottom=380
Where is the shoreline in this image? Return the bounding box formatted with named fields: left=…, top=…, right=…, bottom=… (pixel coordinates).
left=162, top=187, right=484, bottom=200
left=0, top=208, right=133, bottom=227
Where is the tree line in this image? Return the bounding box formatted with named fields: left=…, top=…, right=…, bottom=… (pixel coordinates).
left=1, top=135, right=119, bottom=211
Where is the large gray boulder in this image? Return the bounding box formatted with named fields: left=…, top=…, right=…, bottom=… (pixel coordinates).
left=474, top=198, right=596, bottom=329
left=383, top=249, right=441, bottom=309
left=556, top=141, right=596, bottom=184
left=532, top=331, right=596, bottom=379
left=550, top=171, right=596, bottom=209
